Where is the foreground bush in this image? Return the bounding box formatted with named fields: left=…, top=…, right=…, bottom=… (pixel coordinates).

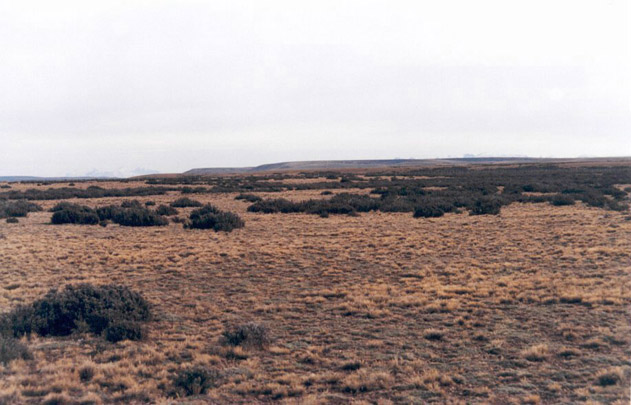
left=222, top=322, right=271, bottom=348
left=1, top=284, right=151, bottom=342
left=186, top=205, right=244, bottom=232
left=170, top=197, right=202, bottom=208
left=50, top=203, right=100, bottom=225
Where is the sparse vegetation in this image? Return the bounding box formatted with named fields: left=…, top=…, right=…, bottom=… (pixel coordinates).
left=1, top=162, right=629, bottom=403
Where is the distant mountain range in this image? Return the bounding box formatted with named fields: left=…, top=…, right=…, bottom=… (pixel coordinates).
left=183, top=157, right=570, bottom=175
left=3, top=157, right=629, bottom=182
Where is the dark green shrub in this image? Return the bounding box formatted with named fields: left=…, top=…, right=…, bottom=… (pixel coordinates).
left=222, top=322, right=270, bottom=348
left=247, top=198, right=299, bottom=213
left=187, top=205, right=244, bottom=232
left=0, top=186, right=171, bottom=201
left=170, top=198, right=202, bottom=208
left=5, top=217, right=18, bottom=223
left=120, top=200, right=143, bottom=208
left=0, top=200, right=42, bottom=218
left=235, top=193, right=262, bottom=203
left=170, top=366, right=221, bottom=397
left=156, top=205, right=178, bottom=216
left=2, top=284, right=151, bottom=341
left=145, top=201, right=156, bottom=206
left=180, top=186, right=209, bottom=194
left=414, top=205, right=445, bottom=218
left=0, top=335, right=32, bottom=364
left=551, top=194, right=575, bottom=206
left=51, top=204, right=100, bottom=225
left=112, top=207, right=168, bottom=226
left=104, top=321, right=144, bottom=343
left=469, top=197, right=502, bottom=215
left=97, top=204, right=168, bottom=227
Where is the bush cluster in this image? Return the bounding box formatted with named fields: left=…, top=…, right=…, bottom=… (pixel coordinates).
left=50, top=201, right=169, bottom=227
left=155, top=205, right=178, bottom=216
left=0, top=284, right=151, bottom=343
left=50, top=203, right=100, bottom=225
left=0, top=186, right=171, bottom=201
left=186, top=205, right=244, bottom=232
left=0, top=200, right=42, bottom=218
left=235, top=193, right=262, bottom=202
left=170, top=197, right=202, bottom=207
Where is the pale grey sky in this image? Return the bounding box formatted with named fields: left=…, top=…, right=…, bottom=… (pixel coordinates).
left=1, top=0, right=629, bottom=176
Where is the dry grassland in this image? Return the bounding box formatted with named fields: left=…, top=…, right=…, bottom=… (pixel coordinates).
left=0, top=182, right=630, bottom=404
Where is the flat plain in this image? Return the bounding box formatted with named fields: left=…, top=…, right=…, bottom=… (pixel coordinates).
left=0, top=162, right=630, bottom=404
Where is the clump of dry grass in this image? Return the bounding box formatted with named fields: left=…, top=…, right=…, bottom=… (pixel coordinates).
left=341, top=369, right=394, bottom=393
left=521, top=344, right=550, bottom=361
left=222, top=322, right=271, bottom=349
left=169, top=366, right=221, bottom=397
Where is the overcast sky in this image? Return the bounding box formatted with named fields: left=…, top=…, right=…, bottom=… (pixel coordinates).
left=1, top=0, right=629, bottom=176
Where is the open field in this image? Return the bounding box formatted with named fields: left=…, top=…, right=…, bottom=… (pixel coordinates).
left=1, top=162, right=630, bottom=404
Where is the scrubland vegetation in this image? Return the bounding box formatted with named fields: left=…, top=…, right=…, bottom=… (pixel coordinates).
left=0, top=161, right=629, bottom=403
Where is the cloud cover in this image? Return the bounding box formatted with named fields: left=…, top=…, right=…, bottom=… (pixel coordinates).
left=0, top=0, right=629, bottom=176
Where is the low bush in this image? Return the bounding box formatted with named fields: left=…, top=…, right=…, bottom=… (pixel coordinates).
left=170, top=198, right=202, bottom=208
left=0, top=186, right=171, bottom=201
left=156, top=205, right=178, bottom=216
left=0, top=335, right=32, bottom=364
left=247, top=198, right=300, bottom=214
left=0, top=200, right=42, bottom=218
left=469, top=197, right=502, bottom=215
left=51, top=204, right=100, bottom=225
left=170, top=366, right=221, bottom=397
left=104, top=320, right=145, bottom=343
left=235, top=193, right=262, bottom=203
left=222, top=322, right=271, bottom=349
left=97, top=204, right=168, bottom=227
left=1, top=284, right=151, bottom=342
left=414, top=205, right=445, bottom=218
left=121, top=200, right=143, bottom=208
left=186, top=205, right=244, bottom=232
left=5, top=217, right=18, bottom=223
left=551, top=194, right=575, bottom=206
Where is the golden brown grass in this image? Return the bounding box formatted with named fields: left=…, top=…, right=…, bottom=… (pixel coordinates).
left=0, top=174, right=630, bottom=403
